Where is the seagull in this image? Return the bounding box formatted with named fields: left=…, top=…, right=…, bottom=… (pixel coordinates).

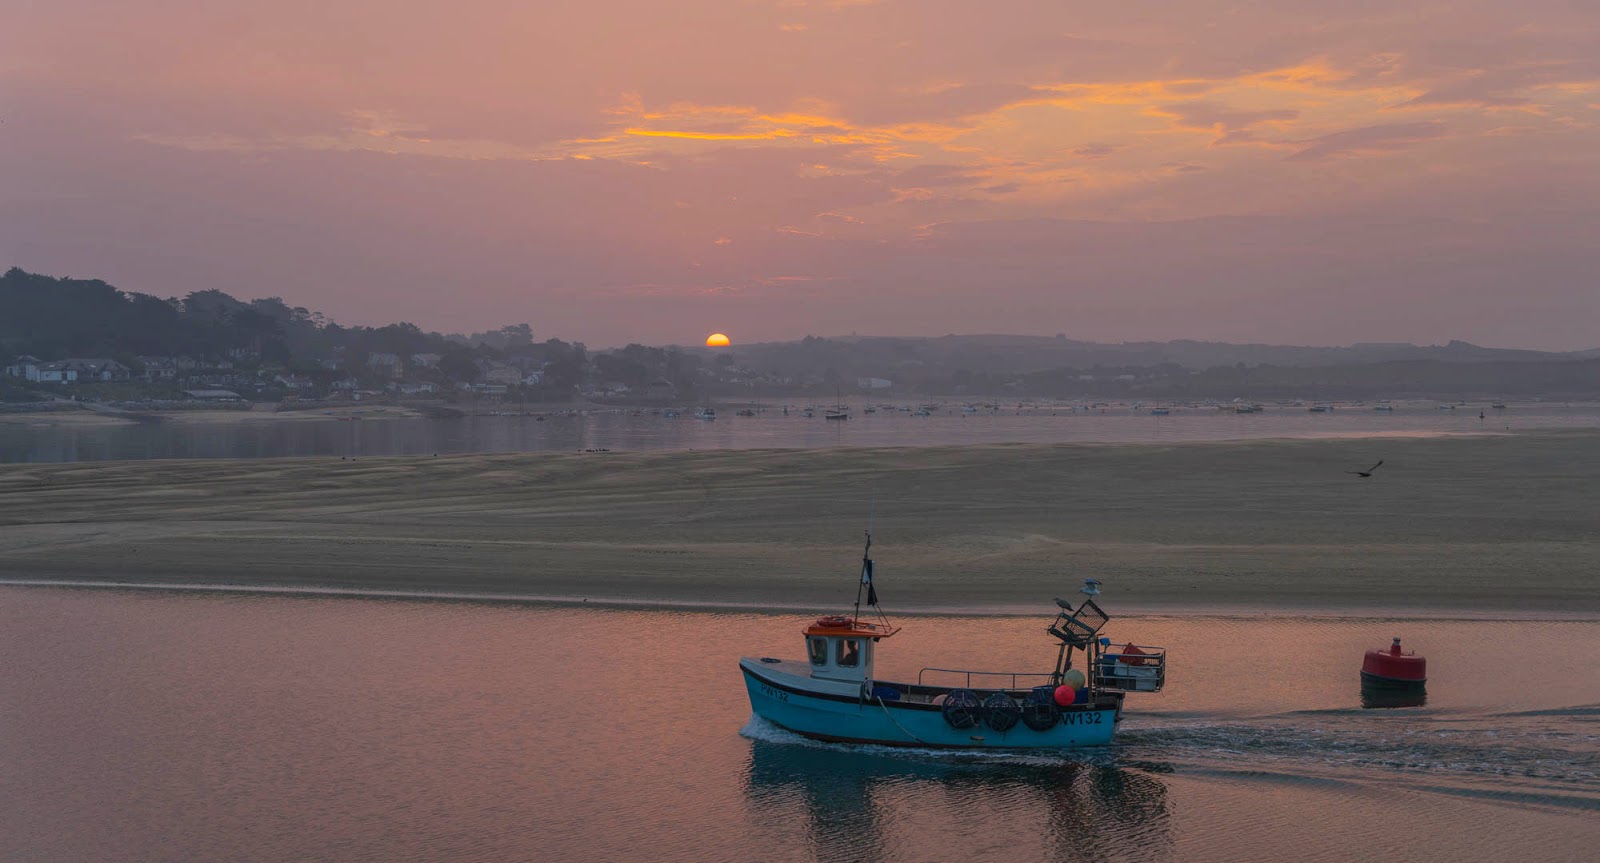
left=1347, top=460, right=1384, bottom=478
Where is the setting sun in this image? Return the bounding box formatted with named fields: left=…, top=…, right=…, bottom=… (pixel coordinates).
left=705, top=333, right=730, bottom=347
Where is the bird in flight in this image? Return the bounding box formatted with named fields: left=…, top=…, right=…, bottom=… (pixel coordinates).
left=1347, top=460, right=1384, bottom=478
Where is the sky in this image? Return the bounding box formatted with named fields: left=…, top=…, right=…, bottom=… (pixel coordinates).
left=3, top=1, right=1598, bottom=350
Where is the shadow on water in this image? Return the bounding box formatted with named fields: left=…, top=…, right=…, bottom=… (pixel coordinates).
left=742, top=735, right=1172, bottom=862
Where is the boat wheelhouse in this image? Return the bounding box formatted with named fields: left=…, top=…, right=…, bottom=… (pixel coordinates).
left=739, top=537, right=1167, bottom=749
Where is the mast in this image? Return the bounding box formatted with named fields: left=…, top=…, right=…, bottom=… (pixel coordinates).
left=853, top=528, right=871, bottom=624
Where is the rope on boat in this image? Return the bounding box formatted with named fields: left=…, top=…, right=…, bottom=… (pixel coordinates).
left=871, top=692, right=930, bottom=745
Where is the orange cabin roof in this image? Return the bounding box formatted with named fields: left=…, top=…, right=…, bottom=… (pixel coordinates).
left=802, top=616, right=900, bottom=639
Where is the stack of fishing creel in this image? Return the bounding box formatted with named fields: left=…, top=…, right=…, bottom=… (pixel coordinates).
left=982, top=693, right=1021, bottom=731
left=941, top=689, right=983, bottom=729
left=1022, top=685, right=1060, bottom=730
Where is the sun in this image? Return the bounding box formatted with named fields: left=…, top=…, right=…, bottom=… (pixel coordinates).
left=705, top=333, right=731, bottom=347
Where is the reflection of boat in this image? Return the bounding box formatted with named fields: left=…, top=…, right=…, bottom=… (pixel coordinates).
left=742, top=733, right=1173, bottom=860
left=739, top=541, right=1166, bottom=749
left=736, top=409, right=756, bottom=417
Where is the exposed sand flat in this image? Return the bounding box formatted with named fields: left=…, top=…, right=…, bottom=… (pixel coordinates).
left=0, top=432, right=1596, bottom=611
left=0, top=409, right=134, bottom=427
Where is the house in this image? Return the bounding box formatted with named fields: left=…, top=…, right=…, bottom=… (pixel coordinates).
left=367, top=352, right=402, bottom=377
left=856, top=377, right=893, bottom=390
left=457, top=382, right=508, bottom=396
left=521, top=370, right=545, bottom=386
left=34, top=362, right=78, bottom=384
left=391, top=381, right=438, bottom=395
left=60, top=359, right=130, bottom=382
left=4, top=355, right=41, bottom=379
left=645, top=378, right=676, bottom=399
left=330, top=377, right=360, bottom=391
left=410, top=353, right=442, bottom=369
left=483, top=365, right=523, bottom=385
left=136, top=357, right=179, bottom=382
left=602, top=381, right=631, bottom=395
left=273, top=374, right=315, bottom=391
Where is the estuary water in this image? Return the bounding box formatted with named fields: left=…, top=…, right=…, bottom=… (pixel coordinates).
left=3, top=587, right=1596, bottom=862
left=4, top=400, right=1600, bottom=462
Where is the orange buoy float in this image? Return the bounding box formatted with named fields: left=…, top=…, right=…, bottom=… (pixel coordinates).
left=1361, top=636, right=1426, bottom=690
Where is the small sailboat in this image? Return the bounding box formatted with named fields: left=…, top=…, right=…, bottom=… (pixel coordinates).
left=740, top=536, right=1166, bottom=749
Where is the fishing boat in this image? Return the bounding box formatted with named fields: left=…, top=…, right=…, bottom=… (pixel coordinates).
left=739, top=536, right=1167, bottom=749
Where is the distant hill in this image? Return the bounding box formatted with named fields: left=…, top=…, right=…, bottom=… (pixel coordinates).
left=690, top=334, right=1600, bottom=399
left=717, top=334, right=1592, bottom=375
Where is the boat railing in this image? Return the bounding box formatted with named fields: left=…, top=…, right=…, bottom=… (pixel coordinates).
left=916, top=667, right=1056, bottom=690
left=1093, top=643, right=1168, bottom=692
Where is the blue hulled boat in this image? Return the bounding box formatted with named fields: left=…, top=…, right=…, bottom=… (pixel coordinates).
left=740, top=536, right=1167, bottom=749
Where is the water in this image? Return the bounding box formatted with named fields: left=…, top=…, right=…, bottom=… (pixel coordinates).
left=3, top=587, right=1596, bottom=862
left=4, top=401, right=1599, bottom=462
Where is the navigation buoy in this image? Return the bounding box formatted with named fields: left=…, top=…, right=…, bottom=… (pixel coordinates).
left=1361, top=636, right=1427, bottom=690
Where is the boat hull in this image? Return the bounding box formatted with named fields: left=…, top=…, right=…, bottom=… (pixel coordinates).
left=741, top=662, right=1117, bottom=749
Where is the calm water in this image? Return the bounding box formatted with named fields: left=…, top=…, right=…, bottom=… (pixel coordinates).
left=2, top=588, right=1596, bottom=862
left=4, top=401, right=1600, bottom=462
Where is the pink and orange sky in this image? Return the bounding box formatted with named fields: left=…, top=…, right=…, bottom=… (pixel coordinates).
left=3, top=1, right=1598, bottom=348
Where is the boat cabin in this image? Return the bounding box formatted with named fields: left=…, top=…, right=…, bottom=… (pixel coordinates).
left=802, top=616, right=899, bottom=683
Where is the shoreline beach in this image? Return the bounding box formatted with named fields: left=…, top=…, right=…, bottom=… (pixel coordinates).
left=1, top=432, right=1596, bottom=612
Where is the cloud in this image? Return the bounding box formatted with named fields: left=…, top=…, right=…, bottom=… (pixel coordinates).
left=1070, top=143, right=1123, bottom=158
left=1153, top=101, right=1300, bottom=145
left=1287, top=121, right=1449, bottom=161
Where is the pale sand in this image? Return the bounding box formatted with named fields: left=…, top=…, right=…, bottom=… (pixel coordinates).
left=0, top=410, right=134, bottom=427
left=0, top=432, right=1596, bottom=612
left=163, top=406, right=426, bottom=423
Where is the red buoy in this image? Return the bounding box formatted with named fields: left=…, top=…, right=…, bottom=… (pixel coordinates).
left=1053, top=685, right=1077, bottom=707
left=1361, top=636, right=1426, bottom=689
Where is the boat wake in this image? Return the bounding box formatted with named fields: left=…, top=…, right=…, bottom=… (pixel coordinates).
left=1116, top=708, right=1600, bottom=808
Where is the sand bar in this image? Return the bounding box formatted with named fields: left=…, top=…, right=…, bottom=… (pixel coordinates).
left=0, top=431, right=1596, bottom=612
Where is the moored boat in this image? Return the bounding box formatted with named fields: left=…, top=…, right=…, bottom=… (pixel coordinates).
left=739, top=537, right=1166, bottom=749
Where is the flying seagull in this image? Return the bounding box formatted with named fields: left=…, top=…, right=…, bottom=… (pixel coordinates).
left=1347, top=460, right=1384, bottom=478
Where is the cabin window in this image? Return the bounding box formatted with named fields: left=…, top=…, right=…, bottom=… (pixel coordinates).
left=837, top=639, right=861, bottom=667
left=808, top=638, right=828, bottom=666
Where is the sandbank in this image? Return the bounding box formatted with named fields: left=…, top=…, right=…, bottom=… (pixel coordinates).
left=0, top=432, right=1596, bottom=612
